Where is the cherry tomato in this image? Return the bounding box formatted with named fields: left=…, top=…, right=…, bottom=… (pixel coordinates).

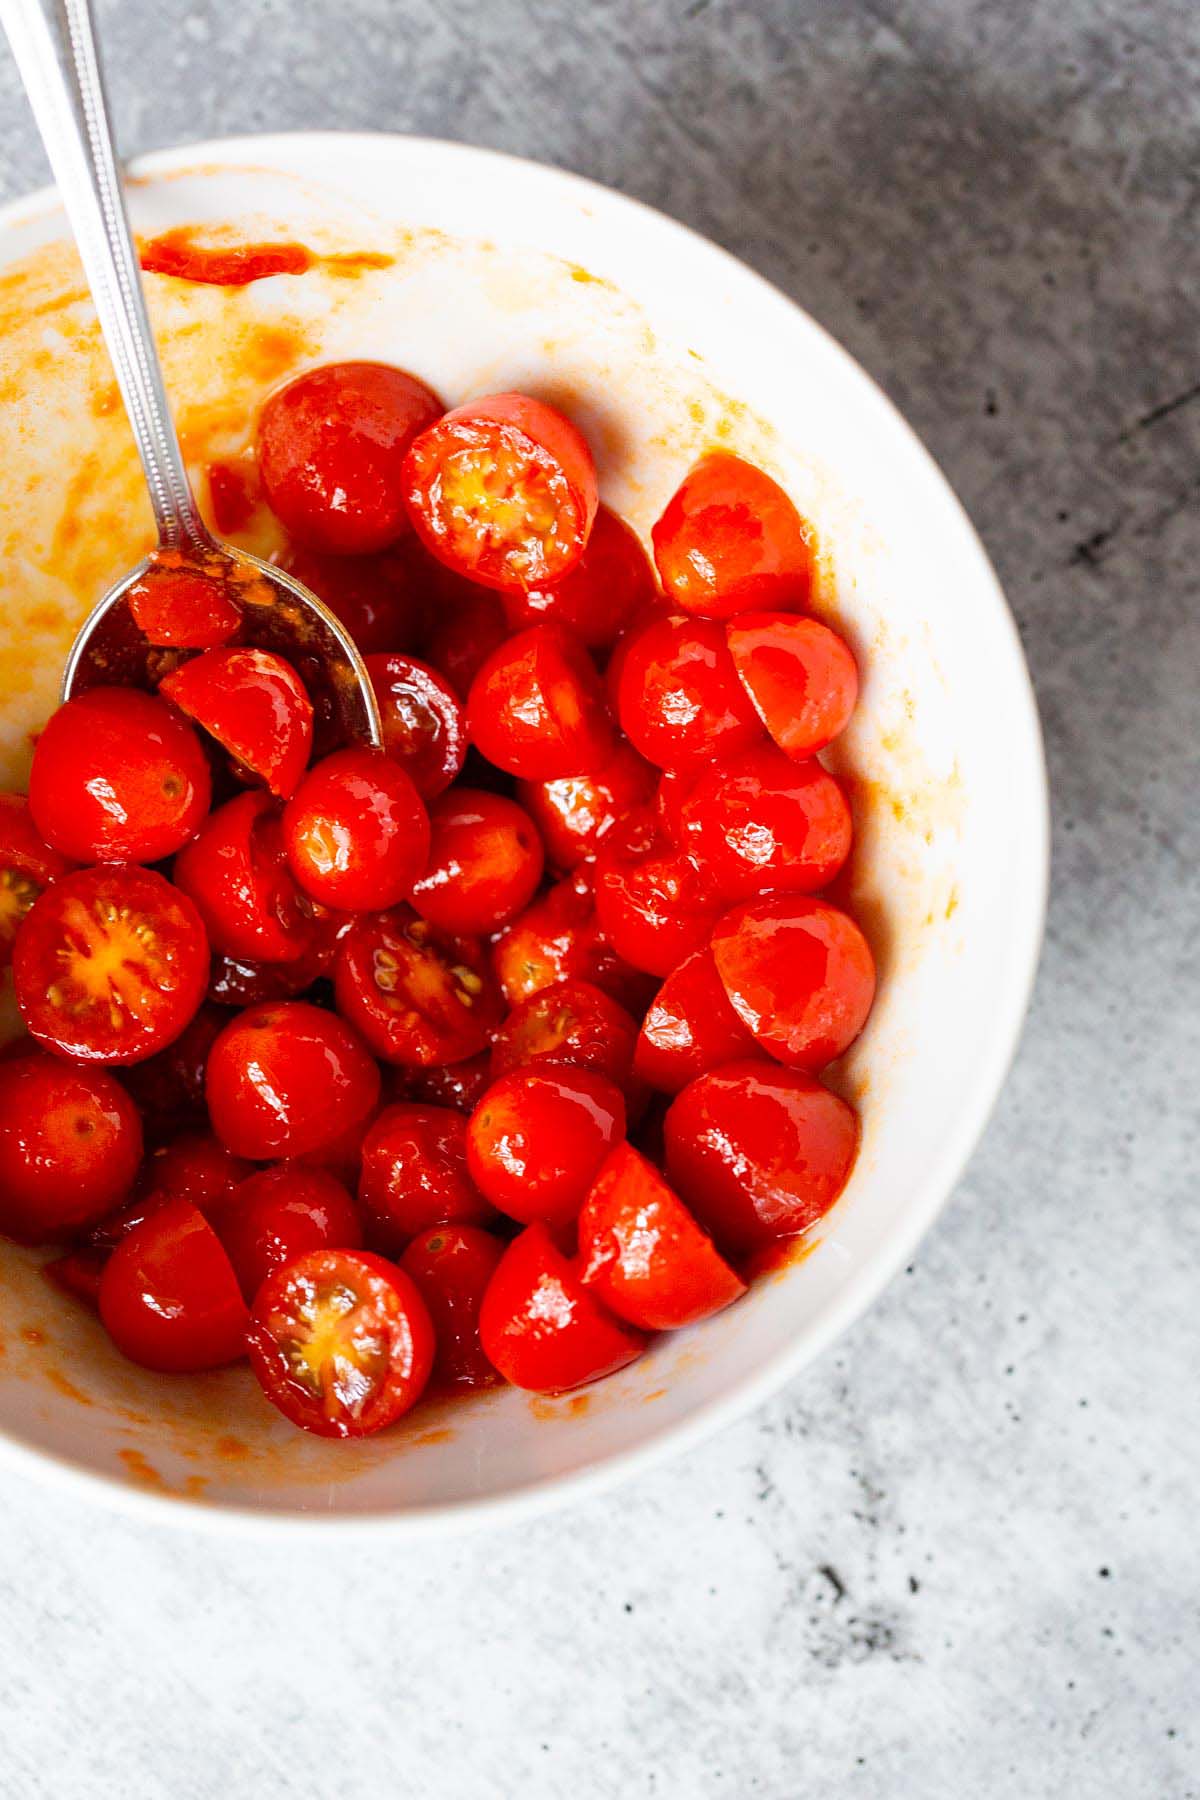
left=0, top=794, right=74, bottom=968
left=206, top=923, right=341, bottom=1008
left=577, top=1142, right=746, bottom=1330
left=593, top=809, right=722, bottom=977
left=491, top=869, right=654, bottom=1012
left=282, top=543, right=427, bottom=656
left=652, top=452, right=815, bottom=617
left=128, top=553, right=242, bottom=648
left=603, top=600, right=668, bottom=716
left=119, top=1001, right=227, bottom=1138
left=467, top=623, right=614, bottom=780
left=423, top=586, right=509, bottom=699
left=365, top=652, right=467, bottom=798
left=654, top=767, right=695, bottom=844
left=479, top=1221, right=646, bottom=1393
left=247, top=1247, right=434, bottom=1437
left=258, top=361, right=444, bottom=554
left=616, top=613, right=762, bottom=772
left=410, top=788, right=543, bottom=936
left=677, top=744, right=852, bottom=901
left=14, top=865, right=208, bottom=1064
left=44, top=1247, right=107, bottom=1310
left=0, top=1050, right=142, bottom=1242
left=206, top=457, right=258, bottom=534
left=490, top=978, right=641, bottom=1098
left=727, top=612, right=858, bottom=758
left=466, top=1066, right=625, bottom=1228
left=88, top=1128, right=256, bottom=1250
left=173, top=791, right=319, bottom=964
left=99, top=1198, right=249, bottom=1372
left=633, top=946, right=756, bottom=1095
left=711, top=894, right=875, bottom=1070
left=664, top=1058, right=859, bottom=1254
left=289, top=1096, right=381, bottom=1191
left=29, top=688, right=211, bottom=864
left=392, top=1050, right=493, bottom=1115
left=358, top=1102, right=496, bottom=1253
left=502, top=506, right=656, bottom=649
left=160, top=647, right=314, bottom=800
left=400, top=1224, right=505, bottom=1392
left=403, top=392, right=599, bottom=593
left=282, top=747, right=430, bottom=913
left=206, top=1000, right=381, bottom=1160
left=217, top=1164, right=363, bottom=1302
left=515, top=744, right=657, bottom=872
left=334, top=904, right=501, bottom=1067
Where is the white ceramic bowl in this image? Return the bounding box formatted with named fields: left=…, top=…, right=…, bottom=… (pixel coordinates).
left=0, top=133, right=1047, bottom=1532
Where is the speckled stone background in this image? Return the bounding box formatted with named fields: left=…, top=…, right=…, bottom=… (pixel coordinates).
left=0, top=3, right=1196, bottom=1796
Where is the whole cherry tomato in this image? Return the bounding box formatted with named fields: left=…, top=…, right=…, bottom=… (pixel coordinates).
left=206, top=1000, right=381, bottom=1160
left=502, top=506, right=656, bottom=649
left=422, top=586, right=510, bottom=699
left=217, top=1164, right=364, bottom=1302
left=652, top=452, right=815, bottom=617
left=14, top=865, right=208, bottom=1064
left=711, top=895, right=876, bottom=1071
left=99, top=1198, right=249, bottom=1372
left=515, top=744, right=657, bottom=872
left=633, top=946, right=756, bottom=1094
left=479, top=1221, right=646, bottom=1393
left=282, top=747, right=431, bottom=913
left=365, top=652, right=467, bottom=798
left=160, top=647, right=314, bottom=800
left=491, top=869, right=653, bottom=1012
left=282, top=543, right=428, bottom=656
left=173, top=790, right=320, bottom=964
left=593, top=809, right=722, bottom=977
left=403, top=392, right=598, bottom=592
left=410, top=788, right=543, bottom=936
left=467, top=623, right=614, bottom=780
left=29, top=687, right=211, bottom=864
left=726, top=612, right=858, bottom=758
left=0, top=794, right=75, bottom=968
left=400, top=1224, right=505, bottom=1392
left=0, top=1050, right=142, bottom=1242
left=247, top=1247, right=434, bottom=1436
left=128, top=552, right=242, bottom=648
left=119, top=1002, right=227, bottom=1139
left=334, top=905, right=502, bottom=1066
left=616, top=613, right=762, bottom=772
left=466, top=1066, right=625, bottom=1228
left=577, top=1142, right=746, bottom=1330
left=392, top=1050, right=493, bottom=1115
left=358, top=1102, right=496, bottom=1253
left=490, top=977, right=641, bottom=1099
left=258, top=361, right=444, bottom=554
left=676, top=744, right=852, bottom=901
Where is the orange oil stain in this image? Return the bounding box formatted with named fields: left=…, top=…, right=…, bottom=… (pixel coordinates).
left=44, top=1366, right=94, bottom=1406
left=20, top=1326, right=45, bottom=1346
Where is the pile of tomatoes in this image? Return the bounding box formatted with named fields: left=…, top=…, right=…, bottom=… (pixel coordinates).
left=0, top=360, right=873, bottom=1438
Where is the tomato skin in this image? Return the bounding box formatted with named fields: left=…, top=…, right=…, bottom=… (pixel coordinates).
left=282, top=747, right=431, bottom=913
left=467, top=623, right=614, bottom=780
left=44, top=1247, right=107, bottom=1310
left=282, top=544, right=427, bottom=657
left=0, top=1050, right=142, bottom=1242
left=577, top=1143, right=746, bottom=1330
left=216, top=1164, right=364, bottom=1302
left=128, top=556, right=242, bottom=648
left=160, top=647, right=314, bottom=801
left=664, top=1058, right=859, bottom=1255
left=652, top=452, right=815, bottom=617
left=400, top=1224, right=505, bottom=1392
left=410, top=788, right=543, bottom=936
left=466, top=1066, right=625, bottom=1228
left=334, top=904, right=502, bottom=1067
left=247, top=1247, right=434, bottom=1437
left=119, top=1002, right=227, bottom=1139
left=676, top=744, right=852, bottom=902
left=633, top=947, right=756, bottom=1095
left=479, top=1221, right=646, bottom=1393
left=358, top=1102, right=496, bottom=1253
left=365, top=652, right=467, bottom=798
left=502, top=506, right=655, bottom=650
left=29, top=688, right=211, bottom=864
left=206, top=921, right=341, bottom=1008
left=0, top=794, right=75, bottom=968
left=206, top=1000, right=381, bottom=1160
left=711, top=895, right=876, bottom=1071
left=258, top=361, right=444, bottom=554
left=593, top=810, right=722, bottom=977
left=14, top=865, right=209, bottom=1065
left=490, top=977, right=641, bottom=1099
left=173, top=791, right=319, bottom=964
left=491, top=869, right=654, bottom=1012
left=392, top=1050, right=493, bottom=1115
left=515, top=744, right=657, bottom=873
left=404, top=392, right=599, bottom=593
left=423, top=586, right=510, bottom=699
left=99, top=1198, right=249, bottom=1372
left=616, top=613, right=763, bottom=773
left=726, top=613, right=858, bottom=758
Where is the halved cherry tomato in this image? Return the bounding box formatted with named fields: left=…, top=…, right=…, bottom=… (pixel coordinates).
left=467, top=623, right=614, bottom=779
left=358, top=1102, right=496, bottom=1253
left=0, top=1050, right=142, bottom=1242
left=282, top=543, right=427, bottom=656
left=365, top=652, right=467, bottom=798
left=99, top=1198, right=249, bottom=1372
left=217, top=1164, right=363, bottom=1302
left=404, top=392, right=599, bottom=593
left=712, top=895, right=876, bottom=1071
left=410, top=788, right=543, bottom=936
left=160, top=647, right=314, bottom=800
left=174, top=791, right=319, bottom=964
left=0, top=794, right=75, bottom=968
left=727, top=613, right=858, bottom=758
left=334, top=904, right=502, bottom=1066
left=466, top=1066, right=625, bottom=1228
left=423, top=586, right=510, bottom=699
left=479, top=1221, right=646, bottom=1392
left=652, top=452, right=815, bottom=617
left=29, top=688, right=211, bottom=864
left=258, top=361, right=444, bottom=554
left=633, top=946, right=756, bottom=1094
left=88, top=1128, right=255, bottom=1249
left=392, top=1050, right=493, bottom=1115
left=515, top=745, right=657, bottom=872
left=400, top=1224, right=505, bottom=1392
left=593, top=809, right=722, bottom=977
left=128, top=553, right=242, bottom=648
left=206, top=456, right=258, bottom=534
left=206, top=921, right=342, bottom=1008
left=290, top=1096, right=382, bottom=1190
left=282, top=747, right=430, bottom=913
left=247, top=1247, right=434, bottom=1436
left=14, top=865, right=208, bottom=1064
left=490, top=978, right=641, bottom=1098
left=616, top=613, right=762, bottom=772
left=577, top=1142, right=746, bottom=1330
left=44, top=1247, right=107, bottom=1310
left=119, top=1001, right=227, bottom=1139
left=502, top=506, right=656, bottom=649
left=664, top=1058, right=858, bottom=1254
left=206, top=1000, right=381, bottom=1160
left=676, top=744, right=852, bottom=901
left=491, top=869, right=654, bottom=1012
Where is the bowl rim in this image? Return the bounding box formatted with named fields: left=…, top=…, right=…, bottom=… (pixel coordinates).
left=0, top=128, right=1050, bottom=1536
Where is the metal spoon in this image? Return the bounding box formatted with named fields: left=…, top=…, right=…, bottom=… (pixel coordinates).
left=0, top=0, right=381, bottom=750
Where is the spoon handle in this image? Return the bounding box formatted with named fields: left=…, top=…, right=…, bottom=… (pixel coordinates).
left=0, top=0, right=209, bottom=549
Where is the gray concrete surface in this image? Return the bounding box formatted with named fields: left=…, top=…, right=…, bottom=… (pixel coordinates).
left=0, top=3, right=1196, bottom=1796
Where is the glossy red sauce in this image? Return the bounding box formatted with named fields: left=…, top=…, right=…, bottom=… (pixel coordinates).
left=139, top=230, right=313, bottom=286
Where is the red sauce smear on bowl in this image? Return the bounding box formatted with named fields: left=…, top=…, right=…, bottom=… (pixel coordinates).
left=140, top=229, right=313, bottom=286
